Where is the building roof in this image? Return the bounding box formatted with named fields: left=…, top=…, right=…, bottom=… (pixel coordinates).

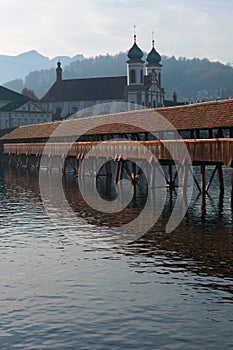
left=0, top=101, right=26, bottom=112
left=40, top=76, right=127, bottom=102
left=0, top=86, right=32, bottom=113
left=1, top=99, right=233, bottom=141
left=0, top=86, right=30, bottom=105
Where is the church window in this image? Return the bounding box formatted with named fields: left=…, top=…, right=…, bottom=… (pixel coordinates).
left=55, top=107, right=62, bottom=119
left=140, top=69, right=143, bottom=83
left=130, top=69, right=136, bottom=83
left=158, top=72, right=161, bottom=84
left=71, top=106, right=78, bottom=114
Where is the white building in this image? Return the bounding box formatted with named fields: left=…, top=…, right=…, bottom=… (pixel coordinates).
left=0, top=86, right=52, bottom=130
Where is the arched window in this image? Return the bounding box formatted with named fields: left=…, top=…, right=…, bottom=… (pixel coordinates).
left=71, top=106, right=78, bottom=114
left=55, top=107, right=62, bottom=120
left=140, top=69, right=143, bottom=83
left=130, top=69, right=136, bottom=83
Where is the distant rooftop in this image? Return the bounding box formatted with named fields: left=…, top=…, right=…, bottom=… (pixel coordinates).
left=0, top=86, right=31, bottom=112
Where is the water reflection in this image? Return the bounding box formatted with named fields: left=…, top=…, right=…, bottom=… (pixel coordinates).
left=3, top=167, right=233, bottom=282
left=2, top=167, right=233, bottom=350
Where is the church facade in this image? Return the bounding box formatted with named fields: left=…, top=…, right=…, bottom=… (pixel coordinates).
left=40, top=35, right=165, bottom=119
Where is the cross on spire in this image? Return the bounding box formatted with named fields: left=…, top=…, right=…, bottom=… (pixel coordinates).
left=134, top=25, right=136, bottom=42
left=152, top=31, right=155, bottom=47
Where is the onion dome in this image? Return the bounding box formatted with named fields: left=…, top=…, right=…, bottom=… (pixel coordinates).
left=127, top=35, right=144, bottom=63
left=146, top=40, right=161, bottom=65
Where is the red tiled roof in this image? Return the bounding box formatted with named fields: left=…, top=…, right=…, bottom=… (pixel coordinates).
left=1, top=99, right=233, bottom=141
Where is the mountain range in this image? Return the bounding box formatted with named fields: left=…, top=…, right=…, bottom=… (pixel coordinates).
left=1, top=50, right=233, bottom=102
left=0, top=50, right=85, bottom=85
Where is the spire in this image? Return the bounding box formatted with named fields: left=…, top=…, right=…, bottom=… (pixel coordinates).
left=146, top=35, right=161, bottom=66
left=56, top=60, right=62, bottom=82
left=134, top=25, right=136, bottom=43
left=173, top=90, right=177, bottom=103
left=127, top=29, right=144, bottom=63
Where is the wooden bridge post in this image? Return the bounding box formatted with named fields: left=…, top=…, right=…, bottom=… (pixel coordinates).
left=231, top=168, right=233, bottom=210
left=17, top=155, right=22, bottom=168
left=132, top=161, right=136, bottom=184
left=8, top=154, right=12, bottom=167
left=35, top=155, right=40, bottom=170
left=105, top=159, right=112, bottom=178
left=217, top=164, right=224, bottom=193
left=168, top=163, right=173, bottom=190
left=114, top=159, right=122, bottom=184
left=47, top=155, right=52, bottom=173
left=62, top=157, right=67, bottom=175
left=200, top=164, right=206, bottom=194
left=26, top=155, right=31, bottom=169
left=149, top=160, right=157, bottom=188
left=182, top=161, right=189, bottom=199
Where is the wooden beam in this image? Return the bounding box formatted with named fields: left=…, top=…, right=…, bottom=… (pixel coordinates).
left=205, top=165, right=217, bottom=193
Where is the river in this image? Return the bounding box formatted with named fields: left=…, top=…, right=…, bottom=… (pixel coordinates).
left=0, top=166, right=233, bottom=349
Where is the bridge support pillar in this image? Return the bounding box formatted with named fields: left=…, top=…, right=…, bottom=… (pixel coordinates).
left=105, top=160, right=112, bottom=178
left=231, top=168, right=233, bottom=210
left=168, top=164, right=174, bottom=190
left=114, top=159, right=122, bottom=184
left=182, top=162, right=189, bottom=198
left=200, top=164, right=206, bottom=194
left=217, top=164, right=224, bottom=194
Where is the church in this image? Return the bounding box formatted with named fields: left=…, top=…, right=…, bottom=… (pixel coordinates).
left=40, top=35, right=166, bottom=119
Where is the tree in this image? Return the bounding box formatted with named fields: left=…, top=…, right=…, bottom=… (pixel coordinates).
left=21, top=88, right=39, bottom=100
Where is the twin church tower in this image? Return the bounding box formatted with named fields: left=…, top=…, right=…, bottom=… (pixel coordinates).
left=41, top=34, right=165, bottom=119
left=126, top=34, right=164, bottom=108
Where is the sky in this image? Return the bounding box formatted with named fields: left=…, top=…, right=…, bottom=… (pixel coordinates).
left=0, top=0, right=233, bottom=64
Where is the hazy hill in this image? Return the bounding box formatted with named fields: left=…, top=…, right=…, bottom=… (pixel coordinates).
left=0, top=50, right=85, bottom=85
left=2, top=51, right=233, bottom=101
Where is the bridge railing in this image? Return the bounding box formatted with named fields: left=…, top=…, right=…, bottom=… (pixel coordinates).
left=3, top=139, right=233, bottom=166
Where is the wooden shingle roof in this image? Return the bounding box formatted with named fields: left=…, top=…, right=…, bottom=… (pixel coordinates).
left=1, top=99, right=233, bottom=141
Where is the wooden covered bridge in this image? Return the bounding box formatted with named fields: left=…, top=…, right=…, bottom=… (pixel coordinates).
left=1, top=99, right=233, bottom=203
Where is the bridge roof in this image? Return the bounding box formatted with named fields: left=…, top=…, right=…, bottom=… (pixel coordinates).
left=1, top=99, right=233, bottom=141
